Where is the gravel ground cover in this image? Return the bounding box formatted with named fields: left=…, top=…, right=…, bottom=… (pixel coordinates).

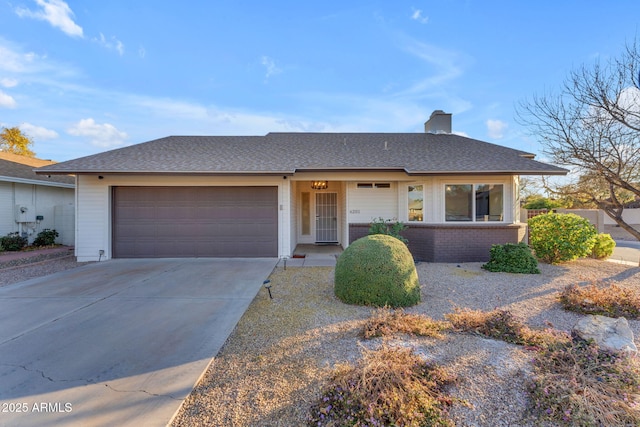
left=171, top=260, right=640, bottom=427
left=0, top=249, right=86, bottom=287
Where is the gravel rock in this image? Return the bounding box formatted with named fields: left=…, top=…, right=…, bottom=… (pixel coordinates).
left=0, top=253, right=89, bottom=287
left=171, top=259, right=640, bottom=427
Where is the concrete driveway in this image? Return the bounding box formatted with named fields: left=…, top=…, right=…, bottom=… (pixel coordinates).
left=0, top=258, right=277, bottom=427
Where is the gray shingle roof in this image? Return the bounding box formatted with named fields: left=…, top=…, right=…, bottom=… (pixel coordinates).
left=35, top=133, right=568, bottom=176
left=0, top=158, right=75, bottom=187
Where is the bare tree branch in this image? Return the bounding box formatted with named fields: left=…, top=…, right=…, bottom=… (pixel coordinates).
left=517, top=39, right=640, bottom=240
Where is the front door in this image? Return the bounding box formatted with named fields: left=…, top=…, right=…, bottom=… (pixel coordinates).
left=316, top=192, right=338, bottom=243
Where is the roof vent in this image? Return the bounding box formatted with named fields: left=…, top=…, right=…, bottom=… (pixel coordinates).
left=424, top=110, right=452, bottom=134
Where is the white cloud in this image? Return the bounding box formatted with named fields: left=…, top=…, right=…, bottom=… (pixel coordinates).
left=261, top=56, right=282, bottom=80
left=0, top=38, right=82, bottom=85
left=487, top=119, right=508, bottom=139
left=396, top=38, right=465, bottom=96
left=0, top=42, right=40, bottom=73
left=19, top=122, right=59, bottom=140
left=94, top=33, right=125, bottom=56
left=132, top=96, right=210, bottom=120
left=0, top=90, right=17, bottom=108
left=1, top=78, right=18, bottom=88
left=15, top=0, right=83, bottom=38
left=138, top=46, right=146, bottom=59
left=67, top=118, right=128, bottom=147
left=411, top=8, right=429, bottom=24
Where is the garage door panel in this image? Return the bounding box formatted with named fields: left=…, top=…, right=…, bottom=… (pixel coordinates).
left=113, top=187, right=278, bottom=258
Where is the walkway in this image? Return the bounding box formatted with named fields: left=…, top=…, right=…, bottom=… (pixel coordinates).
left=279, top=244, right=342, bottom=267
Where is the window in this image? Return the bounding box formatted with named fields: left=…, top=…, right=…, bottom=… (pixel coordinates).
left=301, top=192, right=310, bottom=235
left=408, top=185, right=423, bottom=221
left=357, top=182, right=390, bottom=189
left=445, top=184, right=504, bottom=222
left=475, top=184, right=503, bottom=221
left=445, top=185, right=472, bottom=221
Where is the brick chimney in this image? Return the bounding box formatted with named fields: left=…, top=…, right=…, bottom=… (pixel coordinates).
left=424, top=110, right=452, bottom=134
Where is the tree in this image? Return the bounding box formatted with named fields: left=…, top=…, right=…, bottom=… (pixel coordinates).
left=523, top=195, right=563, bottom=210
left=517, top=39, right=640, bottom=240
left=0, top=126, right=35, bottom=157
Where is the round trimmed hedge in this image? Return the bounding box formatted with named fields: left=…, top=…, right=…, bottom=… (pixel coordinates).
left=334, top=234, right=420, bottom=307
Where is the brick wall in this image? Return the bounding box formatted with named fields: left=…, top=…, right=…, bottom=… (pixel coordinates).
left=349, top=223, right=527, bottom=263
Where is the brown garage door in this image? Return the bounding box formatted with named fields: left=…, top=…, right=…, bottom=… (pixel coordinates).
left=112, top=186, right=278, bottom=258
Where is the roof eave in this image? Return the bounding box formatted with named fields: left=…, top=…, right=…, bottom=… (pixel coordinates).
left=0, top=175, right=75, bottom=188
left=293, top=167, right=407, bottom=173
left=34, top=168, right=569, bottom=177
left=406, top=169, right=569, bottom=176
left=35, top=170, right=295, bottom=176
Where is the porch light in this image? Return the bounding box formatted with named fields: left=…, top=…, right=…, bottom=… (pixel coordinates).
left=311, top=181, right=328, bottom=190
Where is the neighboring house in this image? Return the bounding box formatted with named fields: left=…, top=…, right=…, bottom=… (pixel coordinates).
left=0, top=152, right=75, bottom=246
left=36, top=111, right=567, bottom=262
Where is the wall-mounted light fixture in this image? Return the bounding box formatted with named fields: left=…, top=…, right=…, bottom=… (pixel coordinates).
left=98, top=175, right=104, bottom=180
left=311, top=180, right=328, bottom=190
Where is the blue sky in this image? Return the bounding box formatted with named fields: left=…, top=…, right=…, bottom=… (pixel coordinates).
left=1, top=1, right=639, bottom=161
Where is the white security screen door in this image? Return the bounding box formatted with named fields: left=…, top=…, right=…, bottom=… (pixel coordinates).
left=315, top=192, right=338, bottom=243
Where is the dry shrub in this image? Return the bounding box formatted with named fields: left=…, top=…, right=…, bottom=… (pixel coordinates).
left=445, top=307, right=570, bottom=349
left=363, top=307, right=449, bottom=339
left=529, top=339, right=640, bottom=426
left=444, top=308, right=640, bottom=425
left=307, top=344, right=456, bottom=426
left=559, top=282, right=640, bottom=319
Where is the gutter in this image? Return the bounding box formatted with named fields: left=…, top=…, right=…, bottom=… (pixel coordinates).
left=0, top=175, right=75, bottom=188
left=34, top=170, right=296, bottom=176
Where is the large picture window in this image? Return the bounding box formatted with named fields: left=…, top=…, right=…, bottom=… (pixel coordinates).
left=408, top=185, right=423, bottom=221
left=445, top=184, right=503, bottom=222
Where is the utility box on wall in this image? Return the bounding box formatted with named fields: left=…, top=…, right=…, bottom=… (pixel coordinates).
left=15, top=205, right=36, bottom=223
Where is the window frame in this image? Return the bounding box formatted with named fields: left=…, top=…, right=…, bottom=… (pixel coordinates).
left=407, top=184, right=424, bottom=222
left=443, top=182, right=505, bottom=223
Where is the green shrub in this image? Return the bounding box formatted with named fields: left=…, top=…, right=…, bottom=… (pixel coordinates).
left=32, top=228, right=59, bottom=247
left=334, top=234, right=420, bottom=307
left=368, top=217, right=408, bottom=244
left=523, top=196, right=562, bottom=210
left=482, top=242, right=540, bottom=274
left=0, top=232, right=27, bottom=251
left=528, top=213, right=597, bottom=264
left=591, top=233, right=615, bottom=259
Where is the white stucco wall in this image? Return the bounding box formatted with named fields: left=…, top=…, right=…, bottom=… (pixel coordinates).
left=603, top=208, right=640, bottom=225
left=346, top=181, right=399, bottom=223
left=0, top=181, right=74, bottom=244
left=0, top=182, right=13, bottom=236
